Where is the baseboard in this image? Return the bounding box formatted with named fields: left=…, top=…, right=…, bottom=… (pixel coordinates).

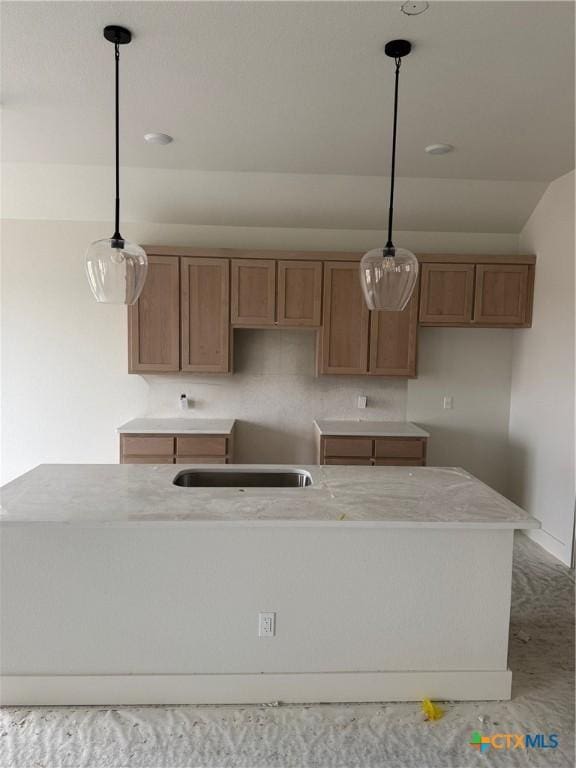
left=0, top=670, right=512, bottom=706
left=524, top=527, right=572, bottom=566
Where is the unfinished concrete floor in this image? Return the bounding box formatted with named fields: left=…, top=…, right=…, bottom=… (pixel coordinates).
left=1, top=534, right=574, bottom=768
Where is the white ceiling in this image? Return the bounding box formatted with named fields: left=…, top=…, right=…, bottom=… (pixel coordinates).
left=2, top=1, right=574, bottom=181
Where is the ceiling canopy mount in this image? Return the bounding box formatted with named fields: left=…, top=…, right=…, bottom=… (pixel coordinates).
left=384, top=39, right=412, bottom=59
left=103, top=25, right=132, bottom=45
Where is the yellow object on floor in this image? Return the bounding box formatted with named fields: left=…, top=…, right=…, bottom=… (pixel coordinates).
left=421, top=699, right=444, bottom=721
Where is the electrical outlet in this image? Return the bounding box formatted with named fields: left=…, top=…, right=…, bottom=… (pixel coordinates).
left=357, top=395, right=367, bottom=409
left=258, top=612, right=276, bottom=637
left=443, top=396, right=454, bottom=410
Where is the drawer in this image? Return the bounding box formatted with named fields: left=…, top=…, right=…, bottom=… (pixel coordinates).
left=175, top=457, right=227, bottom=464
left=324, top=457, right=373, bottom=466
left=176, top=436, right=227, bottom=457
left=374, top=438, right=424, bottom=459
left=121, top=455, right=174, bottom=465
left=323, top=438, right=373, bottom=458
left=373, top=458, right=423, bottom=466
left=121, top=436, right=174, bottom=456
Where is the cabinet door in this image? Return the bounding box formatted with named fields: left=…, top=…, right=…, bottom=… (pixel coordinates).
left=277, top=261, right=322, bottom=326
left=318, top=262, right=369, bottom=374
left=474, top=265, right=532, bottom=326
left=369, top=284, right=419, bottom=376
left=181, top=258, right=230, bottom=373
left=419, top=264, right=475, bottom=325
left=128, top=255, right=180, bottom=372
left=231, top=259, right=276, bottom=326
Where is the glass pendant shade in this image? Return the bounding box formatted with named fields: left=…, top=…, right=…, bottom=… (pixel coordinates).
left=360, top=247, right=419, bottom=311
left=85, top=238, right=148, bottom=304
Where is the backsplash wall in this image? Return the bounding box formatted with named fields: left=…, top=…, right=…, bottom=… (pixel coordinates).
left=144, top=330, right=406, bottom=464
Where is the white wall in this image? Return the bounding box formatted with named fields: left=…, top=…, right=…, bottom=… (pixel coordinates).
left=1, top=218, right=518, bottom=487
left=407, top=328, right=514, bottom=495
left=508, top=171, right=575, bottom=565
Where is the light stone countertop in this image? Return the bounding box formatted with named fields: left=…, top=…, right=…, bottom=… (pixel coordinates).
left=117, top=418, right=235, bottom=435
left=314, top=420, right=430, bottom=438
left=0, top=464, right=539, bottom=530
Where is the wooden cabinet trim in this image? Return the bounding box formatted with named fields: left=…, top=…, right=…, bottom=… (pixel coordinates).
left=143, top=246, right=535, bottom=266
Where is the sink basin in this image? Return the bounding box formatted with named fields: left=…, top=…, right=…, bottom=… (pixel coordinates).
left=173, top=468, right=313, bottom=488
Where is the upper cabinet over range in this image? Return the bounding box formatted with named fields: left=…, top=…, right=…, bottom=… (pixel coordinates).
left=127, top=248, right=536, bottom=377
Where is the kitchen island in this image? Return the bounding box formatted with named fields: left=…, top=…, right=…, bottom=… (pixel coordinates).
left=0, top=464, right=538, bottom=705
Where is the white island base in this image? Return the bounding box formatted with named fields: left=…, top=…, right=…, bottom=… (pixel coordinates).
left=0, top=465, right=538, bottom=705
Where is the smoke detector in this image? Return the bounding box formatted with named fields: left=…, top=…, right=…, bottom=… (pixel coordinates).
left=401, top=2, right=430, bottom=16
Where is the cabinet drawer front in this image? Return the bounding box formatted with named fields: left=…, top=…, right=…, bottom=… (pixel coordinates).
left=175, top=457, right=227, bottom=464
left=374, top=439, right=424, bottom=459
left=323, top=438, right=373, bottom=458
left=176, top=436, right=227, bottom=457
left=121, top=456, right=174, bottom=465
left=373, top=458, right=423, bottom=466
left=122, top=436, right=174, bottom=456
left=324, top=457, right=373, bottom=466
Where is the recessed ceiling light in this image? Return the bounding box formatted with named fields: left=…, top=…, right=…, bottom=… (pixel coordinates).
left=144, top=133, right=173, bottom=145
left=425, top=143, right=454, bottom=155
left=401, top=1, right=429, bottom=16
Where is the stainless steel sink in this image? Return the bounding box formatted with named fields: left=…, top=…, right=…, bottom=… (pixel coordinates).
left=173, top=468, right=313, bottom=488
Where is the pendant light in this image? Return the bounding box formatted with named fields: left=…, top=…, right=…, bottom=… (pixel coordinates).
left=85, top=26, right=147, bottom=304
left=360, top=40, right=418, bottom=312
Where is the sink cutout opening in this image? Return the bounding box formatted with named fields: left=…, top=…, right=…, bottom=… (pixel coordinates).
left=173, top=469, right=313, bottom=488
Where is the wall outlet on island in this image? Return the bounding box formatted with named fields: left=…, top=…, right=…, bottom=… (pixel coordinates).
left=258, top=612, right=276, bottom=637
left=443, top=396, right=454, bottom=410
left=357, top=395, right=368, bottom=409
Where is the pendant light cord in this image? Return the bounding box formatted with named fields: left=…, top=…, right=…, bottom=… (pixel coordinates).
left=385, top=57, right=402, bottom=252
left=112, top=42, right=123, bottom=245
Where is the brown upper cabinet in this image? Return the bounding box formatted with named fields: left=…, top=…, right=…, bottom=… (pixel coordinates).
left=419, top=264, right=475, bottom=325
left=277, top=261, right=322, bottom=327
left=419, top=260, right=534, bottom=328
left=318, top=262, right=418, bottom=376
left=128, top=255, right=180, bottom=373
left=129, top=248, right=536, bottom=377
left=473, top=264, right=532, bottom=326
left=231, top=258, right=322, bottom=327
left=128, top=254, right=231, bottom=374
left=231, top=259, right=276, bottom=326
left=369, top=284, right=419, bottom=376
left=318, top=262, right=370, bottom=374
left=181, top=258, right=230, bottom=373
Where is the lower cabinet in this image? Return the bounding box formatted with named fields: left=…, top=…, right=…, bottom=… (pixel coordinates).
left=120, top=433, right=234, bottom=464
left=318, top=435, right=427, bottom=466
